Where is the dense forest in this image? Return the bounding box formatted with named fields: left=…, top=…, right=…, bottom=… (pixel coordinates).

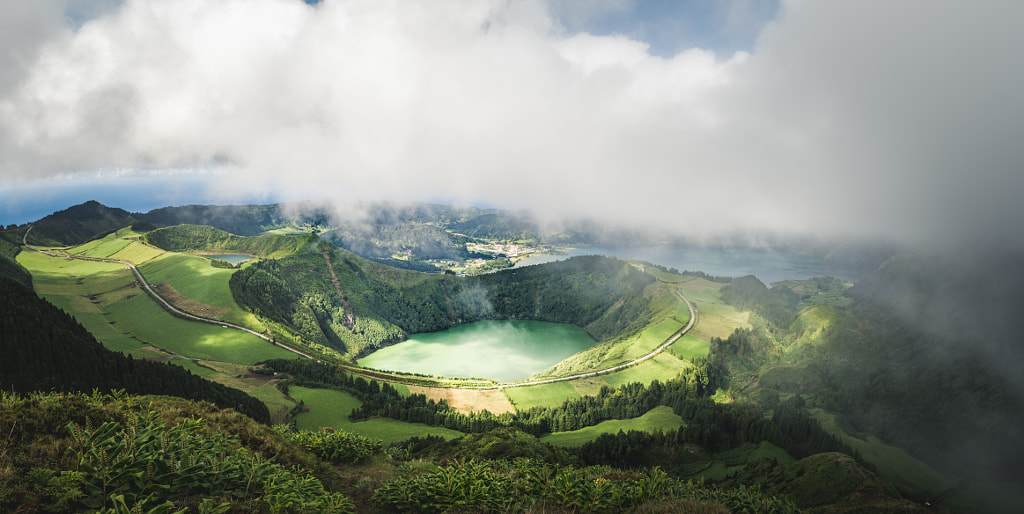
left=715, top=257, right=1024, bottom=489
left=0, top=274, right=270, bottom=422
left=230, top=252, right=656, bottom=359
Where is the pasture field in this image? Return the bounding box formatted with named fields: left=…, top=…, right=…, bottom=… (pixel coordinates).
left=69, top=232, right=131, bottom=258
left=289, top=386, right=464, bottom=443
left=105, top=293, right=296, bottom=364
left=504, top=381, right=580, bottom=411
left=137, top=252, right=263, bottom=329
left=612, top=318, right=685, bottom=362
left=109, top=239, right=167, bottom=264
left=600, top=352, right=687, bottom=388
left=19, top=251, right=146, bottom=353
left=406, top=386, right=515, bottom=415
left=540, top=406, right=684, bottom=447
left=669, top=333, right=710, bottom=360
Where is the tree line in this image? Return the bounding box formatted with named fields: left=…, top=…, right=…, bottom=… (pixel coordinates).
left=0, top=275, right=270, bottom=423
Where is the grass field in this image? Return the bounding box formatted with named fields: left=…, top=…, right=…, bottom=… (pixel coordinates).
left=137, top=252, right=262, bottom=329
left=504, top=381, right=580, bottom=411
left=540, top=406, right=684, bottom=447
left=289, top=386, right=464, bottom=443
left=601, top=352, right=688, bottom=388
left=20, top=249, right=295, bottom=364
left=670, top=333, right=710, bottom=360
left=105, top=293, right=296, bottom=364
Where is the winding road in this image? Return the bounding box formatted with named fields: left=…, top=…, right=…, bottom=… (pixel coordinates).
left=23, top=226, right=699, bottom=390
left=22, top=227, right=317, bottom=360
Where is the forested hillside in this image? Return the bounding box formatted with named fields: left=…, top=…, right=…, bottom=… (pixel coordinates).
left=21, top=200, right=136, bottom=246
left=230, top=250, right=656, bottom=360
left=142, top=224, right=314, bottom=258
left=0, top=230, right=32, bottom=287
left=715, top=256, right=1024, bottom=511
left=0, top=274, right=269, bottom=422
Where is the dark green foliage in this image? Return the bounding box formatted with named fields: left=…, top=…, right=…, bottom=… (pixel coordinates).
left=231, top=252, right=655, bottom=357
left=721, top=276, right=796, bottom=329
left=264, top=357, right=854, bottom=472
left=275, top=426, right=383, bottom=464
left=0, top=230, right=32, bottom=287
left=24, top=201, right=136, bottom=246
left=0, top=392, right=353, bottom=513
left=474, top=255, right=655, bottom=341
left=142, top=224, right=311, bottom=257
left=129, top=220, right=157, bottom=232
left=138, top=203, right=293, bottom=236
left=0, top=276, right=269, bottom=423
left=720, top=453, right=920, bottom=512
left=371, top=459, right=798, bottom=513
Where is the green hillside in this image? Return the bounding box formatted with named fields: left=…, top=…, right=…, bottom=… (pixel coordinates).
left=230, top=251, right=656, bottom=360
left=143, top=224, right=314, bottom=258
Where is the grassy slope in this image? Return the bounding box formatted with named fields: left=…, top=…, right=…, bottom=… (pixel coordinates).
left=18, top=249, right=296, bottom=364
left=138, top=252, right=263, bottom=329
left=540, top=405, right=685, bottom=447
left=289, top=386, right=464, bottom=443
left=506, top=272, right=747, bottom=413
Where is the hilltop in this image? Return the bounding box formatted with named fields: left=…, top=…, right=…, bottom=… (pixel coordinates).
left=5, top=200, right=1023, bottom=512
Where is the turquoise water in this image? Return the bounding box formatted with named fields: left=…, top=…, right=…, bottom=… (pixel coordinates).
left=358, top=320, right=597, bottom=382
left=201, top=254, right=253, bottom=265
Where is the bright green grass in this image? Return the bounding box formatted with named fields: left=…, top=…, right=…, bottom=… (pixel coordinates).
left=19, top=251, right=149, bottom=354
left=601, top=353, right=688, bottom=389
left=109, top=240, right=166, bottom=264
left=505, top=381, right=580, bottom=411
left=139, top=253, right=235, bottom=305
left=289, top=386, right=463, bottom=443
left=540, top=406, right=684, bottom=447
left=809, top=408, right=950, bottom=496
left=670, top=333, right=710, bottom=360
left=105, top=293, right=296, bottom=364
left=137, top=252, right=262, bottom=329
left=604, top=318, right=685, bottom=365
left=70, top=233, right=131, bottom=258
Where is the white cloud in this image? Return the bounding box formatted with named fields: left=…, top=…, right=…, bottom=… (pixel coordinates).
left=1, top=0, right=1022, bottom=246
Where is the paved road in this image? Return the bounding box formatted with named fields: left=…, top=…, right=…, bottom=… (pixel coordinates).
left=22, top=226, right=317, bottom=361
left=23, top=227, right=698, bottom=389
left=468, top=289, right=697, bottom=390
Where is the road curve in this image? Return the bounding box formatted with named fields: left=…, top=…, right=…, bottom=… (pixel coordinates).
left=22, top=227, right=698, bottom=389
left=22, top=226, right=317, bottom=361
left=468, top=289, right=697, bottom=390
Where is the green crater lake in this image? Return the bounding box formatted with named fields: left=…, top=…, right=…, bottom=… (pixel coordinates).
left=200, top=254, right=254, bottom=265
left=357, top=320, right=597, bottom=382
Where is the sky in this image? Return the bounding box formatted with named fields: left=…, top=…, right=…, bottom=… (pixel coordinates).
left=1, top=0, right=1022, bottom=249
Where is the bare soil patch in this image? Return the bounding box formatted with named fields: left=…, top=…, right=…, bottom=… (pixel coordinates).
left=407, top=385, right=516, bottom=415
left=151, top=282, right=231, bottom=319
